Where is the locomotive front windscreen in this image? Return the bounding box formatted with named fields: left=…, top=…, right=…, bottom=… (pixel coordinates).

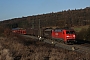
left=66, top=31, right=75, bottom=34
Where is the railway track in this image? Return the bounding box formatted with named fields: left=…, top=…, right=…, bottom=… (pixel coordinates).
left=22, top=35, right=90, bottom=54
left=44, top=39, right=90, bottom=54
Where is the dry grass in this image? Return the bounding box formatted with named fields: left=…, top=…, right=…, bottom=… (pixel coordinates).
left=0, top=34, right=90, bottom=60
left=0, top=43, right=13, bottom=60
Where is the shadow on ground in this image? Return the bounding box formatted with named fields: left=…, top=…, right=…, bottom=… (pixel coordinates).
left=75, top=39, right=90, bottom=45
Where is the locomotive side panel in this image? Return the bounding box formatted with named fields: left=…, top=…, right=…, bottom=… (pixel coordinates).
left=52, top=29, right=65, bottom=41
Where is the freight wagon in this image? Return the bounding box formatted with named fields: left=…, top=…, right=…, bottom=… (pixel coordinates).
left=12, top=28, right=26, bottom=34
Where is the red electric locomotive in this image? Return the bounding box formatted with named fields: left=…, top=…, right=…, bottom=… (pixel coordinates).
left=52, top=28, right=76, bottom=43
left=43, top=28, right=76, bottom=43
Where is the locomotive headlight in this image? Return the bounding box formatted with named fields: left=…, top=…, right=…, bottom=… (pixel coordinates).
left=66, top=36, right=69, bottom=37
left=73, top=35, right=75, bottom=37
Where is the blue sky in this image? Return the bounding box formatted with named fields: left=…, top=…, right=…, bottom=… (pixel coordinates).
left=0, top=0, right=90, bottom=21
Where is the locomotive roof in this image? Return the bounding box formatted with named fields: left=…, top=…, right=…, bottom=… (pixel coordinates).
left=44, top=28, right=74, bottom=31
left=54, top=28, right=74, bottom=31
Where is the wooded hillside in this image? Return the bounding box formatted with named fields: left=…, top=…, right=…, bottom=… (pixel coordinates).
left=0, top=7, right=90, bottom=29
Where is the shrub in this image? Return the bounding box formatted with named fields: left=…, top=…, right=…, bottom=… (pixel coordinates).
left=76, top=25, right=90, bottom=41
left=76, top=28, right=87, bottom=40
left=4, top=28, right=11, bottom=37
left=86, top=26, right=90, bottom=41
left=0, top=26, right=4, bottom=36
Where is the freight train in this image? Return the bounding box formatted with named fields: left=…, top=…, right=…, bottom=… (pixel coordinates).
left=12, top=28, right=76, bottom=44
